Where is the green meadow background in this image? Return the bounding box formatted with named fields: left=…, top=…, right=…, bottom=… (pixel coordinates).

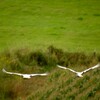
left=0, top=0, right=100, bottom=100
left=0, top=0, right=100, bottom=52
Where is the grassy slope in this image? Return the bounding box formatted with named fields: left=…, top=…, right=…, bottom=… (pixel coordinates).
left=0, top=46, right=100, bottom=100
left=27, top=69, right=100, bottom=100
left=0, top=0, right=100, bottom=52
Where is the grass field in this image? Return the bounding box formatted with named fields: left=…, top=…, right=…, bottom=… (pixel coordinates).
left=0, top=46, right=100, bottom=100
left=0, top=0, right=100, bottom=52
left=0, top=0, right=100, bottom=100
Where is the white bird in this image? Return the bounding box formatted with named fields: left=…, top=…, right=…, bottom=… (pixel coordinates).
left=57, top=63, right=100, bottom=77
left=2, top=68, right=48, bottom=79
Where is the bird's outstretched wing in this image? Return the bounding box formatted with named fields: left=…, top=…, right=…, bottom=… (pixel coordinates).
left=2, top=68, right=23, bottom=76
left=2, top=68, right=48, bottom=77
left=82, top=63, right=100, bottom=73
left=91, top=63, right=100, bottom=69
left=57, top=65, right=77, bottom=73
left=30, top=73, right=48, bottom=76
left=39, top=73, right=48, bottom=76
left=57, top=65, right=67, bottom=69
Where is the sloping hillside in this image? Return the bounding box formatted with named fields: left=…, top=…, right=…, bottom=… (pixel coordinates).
left=27, top=68, right=100, bottom=100
left=0, top=46, right=100, bottom=100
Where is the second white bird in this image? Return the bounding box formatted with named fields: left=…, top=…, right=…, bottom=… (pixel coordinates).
left=57, top=64, right=100, bottom=77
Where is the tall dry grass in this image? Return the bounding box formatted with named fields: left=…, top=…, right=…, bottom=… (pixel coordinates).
left=0, top=46, right=100, bottom=100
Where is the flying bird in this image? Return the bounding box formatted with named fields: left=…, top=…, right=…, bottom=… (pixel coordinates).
left=57, top=64, right=100, bottom=77
left=2, top=68, right=48, bottom=79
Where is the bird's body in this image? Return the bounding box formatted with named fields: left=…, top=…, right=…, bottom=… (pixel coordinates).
left=76, top=72, right=83, bottom=77
left=2, top=68, right=48, bottom=79
left=22, top=74, right=31, bottom=79
left=57, top=64, right=100, bottom=77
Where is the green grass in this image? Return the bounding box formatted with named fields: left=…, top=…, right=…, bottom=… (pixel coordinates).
left=0, top=0, right=100, bottom=99
left=0, top=0, right=100, bottom=52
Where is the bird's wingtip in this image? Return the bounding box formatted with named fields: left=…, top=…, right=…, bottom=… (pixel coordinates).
left=57, top=65, right=61, bottom=67
left=57, top=65, right=62, bottom=68
left=98, top=63, right=100, bottom=65
left=2, top=68, right=5, bottom=72
left=45, top=72, right=49, bottom=75
left=96, top=63, right=100, bottom=67
left=41, top=72, right=49, bottom=76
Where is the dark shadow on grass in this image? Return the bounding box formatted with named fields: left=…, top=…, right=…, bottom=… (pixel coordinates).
left=93, top=14, right=100, bottom=17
